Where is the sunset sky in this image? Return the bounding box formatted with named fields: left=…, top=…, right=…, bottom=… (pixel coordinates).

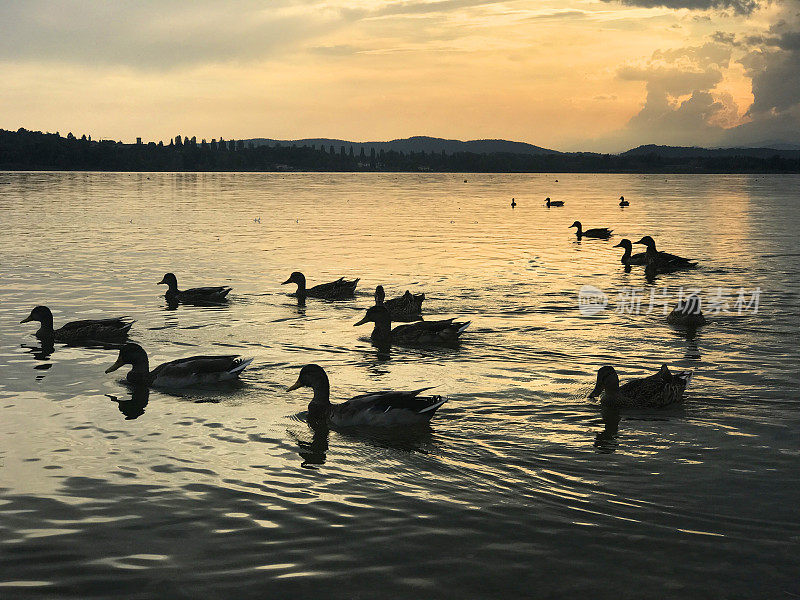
left=1, top=0, right=798, bottom=151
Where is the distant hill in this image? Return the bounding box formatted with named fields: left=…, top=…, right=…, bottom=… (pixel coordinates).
left=623, top=144, right=800, bottom=160
left=245, top=135, right=559, bottom=155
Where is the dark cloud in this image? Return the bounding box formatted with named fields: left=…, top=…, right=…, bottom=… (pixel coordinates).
left=600, top=0, right=760, bottom=15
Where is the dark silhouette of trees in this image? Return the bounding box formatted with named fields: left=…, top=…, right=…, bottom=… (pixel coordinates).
left=0, top=128, right=797, bottom=173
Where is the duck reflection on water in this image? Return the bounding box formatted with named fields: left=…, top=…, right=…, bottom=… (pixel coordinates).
left=106, top=385, right=150, bottom=420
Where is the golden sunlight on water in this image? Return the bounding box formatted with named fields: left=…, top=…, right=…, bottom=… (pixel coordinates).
left=0, top=171, right=798, bottom=598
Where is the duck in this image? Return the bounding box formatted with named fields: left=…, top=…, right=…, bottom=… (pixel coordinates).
left=613, top=238, right=647, bottom=266
left=354, top=305, right=469, bottom=346
left=511, top=198, right=516, bottom=208
left=21, top=306, right=133, bottom=344
left=105, top=342, right=253, bottom=388
left=633, top=236, right=697, bottom=271
left=546, top=197, right=564, bottom=207
left=375, top=285, right=424, bottom=321
left=589, top=364, right=692, bottom=409
left=619, top=195, right=629, bottom=207
left=158, top=273, right=232, bottom=304
left=282, top=271, right=359, bottom=300
left=570, top=221, right=612, bottom=239
left=287, top=364, right=447, bottom=427
left=666, top=295, right=707, bottom=327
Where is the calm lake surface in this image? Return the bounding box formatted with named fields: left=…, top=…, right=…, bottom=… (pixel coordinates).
left=1, top=171, right=798, bottom=599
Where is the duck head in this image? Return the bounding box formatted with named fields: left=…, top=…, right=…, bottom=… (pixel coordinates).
left=589, top=366, right=620, bottom=399
left=158, top=273, right=178, bottom=290
left=354, top=305, right=391, bottom=327
left=287, top=363, right=331, bottom=405
left=613, top=239, right=633, bottom=251
left=633, top=235, right=657, bottom=251
left=282, top=271, right=306, bottom=290
left=21, top=305, right=54, bottom=327
left=374, top=285, right=386, bottom=306
left=105, top=343, right=150, bottom=374
left=569, top=221, right=583, bottom=234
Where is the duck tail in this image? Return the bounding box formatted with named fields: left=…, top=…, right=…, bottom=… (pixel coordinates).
left=418, top=397, right=447, bottom=414
left=456, top=321, right=471, bottom=335
left=229, top=357, right=254, bottom=375
left=676, top=371, right=692, bottom=389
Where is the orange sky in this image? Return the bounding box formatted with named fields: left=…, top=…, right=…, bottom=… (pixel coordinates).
left=0, top=1, right=797, bottom=151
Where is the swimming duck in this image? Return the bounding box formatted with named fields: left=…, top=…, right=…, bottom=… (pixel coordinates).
left=105, top=342, right=253, bottom=388
left=511, top=198, right=516, bottom=208
left=375, top=285, right=425, bottom=321
left=287, top=364, right=447, bottom=427
left=21, top=306, right=133, bottom=343
left=666, top=295, right=707, bottom=327
left=633, top=236, right=697, bottom=271
left=619, top=195, right=629, bottom=207
left=589, top=364, right=692, bottom=409
left=613, top=239, right=647, bottom=266
left=158, top=273, right=232, bottom=304
left=570, top=221, right=612, bottom=239
left=354, top=305, right=469, bottom=346
left=546, top=197, right=564, bottom=207
left=282, top=271, right=359, bottom=300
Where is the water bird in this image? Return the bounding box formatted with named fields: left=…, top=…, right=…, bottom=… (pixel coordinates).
left=633, top=236, right=696, bottom=271
left=511, top=198, right=516, bottom=208
left=589, top=364, right=692, bottom=409
left=570, top=221, right=612, bottom=239
left=287, top=364, right=447, bottom=427
left=666, top=296, right=707, bottom=327
left=282, top=271, right=359, bottom=300
left=354, top=305, right=469, bottom=346
left=158, top=273, right=232, bottom=304
left=546, top=197, right=564, bottom=207
left=105, top=342, right=253, bottom=388
left=613, top=239, right=647, bottom=266
left=375, top=285, right=424, bottom=321
left=21, top=306, right=132, bottom=344
left=619, top=195, right=629, bottom=207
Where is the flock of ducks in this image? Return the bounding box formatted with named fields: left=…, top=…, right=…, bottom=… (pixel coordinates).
left=20, top=194, right=705, bottom=432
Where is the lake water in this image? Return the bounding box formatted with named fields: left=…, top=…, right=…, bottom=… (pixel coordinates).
left=0, top=171, right=798, bottom=599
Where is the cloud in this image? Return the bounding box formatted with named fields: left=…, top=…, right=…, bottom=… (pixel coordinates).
left=599, top=0, right=760, bottom=15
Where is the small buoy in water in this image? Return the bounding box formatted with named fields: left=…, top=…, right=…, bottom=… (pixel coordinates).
left=511, top=198, right=516, bottom=208
left=464, top=179, right=468, bottom=183
left=555, top=179, right=558, bottom=182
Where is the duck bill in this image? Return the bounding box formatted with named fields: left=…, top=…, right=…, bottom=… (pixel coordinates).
left=633, top=238, right=646, bottom=245
left=588, top=379, right=604, bottom=399
left=105, top=357, right=126, bottom=374
left=353, top=316, right=370, bottom=327
left=613, top=242, right=624, bottom=248
left=20, top=315, right=33, bottom=324
left=286, top=379, right=303, bottom=392
left=157, top=277, right=167, bottom=285
left=281, top=278, right=292, bottom=285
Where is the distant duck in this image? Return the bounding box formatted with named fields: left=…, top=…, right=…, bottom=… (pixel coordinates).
left=375, top=285, right=424, bottom=321
left=613, top=239, right=647, bottom=266
left=105, top=342, right=253, bottom=388
left=666, top=295, right=707, bottom=327
left=282, top=271, right=359, bottom=300
left=21, top=305, right=132, bottom=344
left=354, top=305, right=469, bottom=346
left=570, top=221, right=612, bottom=239
left=158, top=273, right=232, bottom=304
left=589, top=364, right=692, bottom=409
left=619, top=195, right=629, bottom=207
left=511, top=198, right=516, bottom=208
left=287, top=364, right=447, bottom=427
left=546, top=197, right=564, bottom=207
left=633, top=236, right=696, bottom=271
